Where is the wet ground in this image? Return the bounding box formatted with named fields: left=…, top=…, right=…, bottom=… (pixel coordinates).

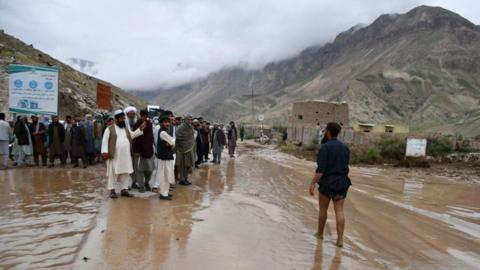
left=0, top=143, right=479, bottom=269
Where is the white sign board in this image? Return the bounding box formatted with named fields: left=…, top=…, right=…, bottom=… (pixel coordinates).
left=257, top=114, right=264, bottom=122
left=8, top=64, right=59, bottom=115
left=406, top=138, right=427, bottom=157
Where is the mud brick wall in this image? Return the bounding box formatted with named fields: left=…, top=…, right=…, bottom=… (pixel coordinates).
left=288, top=101, right=350, bottom=144
left=291, top=101, right=349, bottom=127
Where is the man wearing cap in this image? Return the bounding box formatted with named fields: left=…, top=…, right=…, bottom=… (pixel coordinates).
left=164, top=111, right=177, bottom=187
left=102, top=110, right=146, bottom=198
left=175, top=114, right=194, bottom=186
left=153, top=115, right=175, bottom=200
left=132, top=109, right=155, bottom=193
left=309, top=122, right=351, bottom=247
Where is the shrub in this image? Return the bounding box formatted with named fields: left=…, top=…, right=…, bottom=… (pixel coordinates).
left=377, top=137, right=406, bottom=160
left=427, top=138, right=452, bottom=157
left=244, top=134, right=255, bottom=140
left=301, top=138, right=319, bottom=151
left=458, top=140, right=472, bottom=153
left=361, top=149, right=382, bottom=164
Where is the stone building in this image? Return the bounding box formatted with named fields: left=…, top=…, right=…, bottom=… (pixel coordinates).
left=287, top=100, right=350, bottom=144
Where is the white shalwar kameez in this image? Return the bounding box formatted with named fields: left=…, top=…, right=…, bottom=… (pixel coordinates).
left=101, top=125, right=143, bottom=192
left=152, top=128, right=176, bottom=196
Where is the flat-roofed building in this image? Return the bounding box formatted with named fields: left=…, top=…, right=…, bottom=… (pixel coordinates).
left=287, top=100, right=350, bottom=144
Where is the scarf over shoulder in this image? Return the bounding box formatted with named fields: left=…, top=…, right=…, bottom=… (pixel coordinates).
left=175, top=123, right=194, bottom=153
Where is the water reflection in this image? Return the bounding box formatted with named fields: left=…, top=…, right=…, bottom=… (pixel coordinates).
left=0, top=167, right=104, bottom=269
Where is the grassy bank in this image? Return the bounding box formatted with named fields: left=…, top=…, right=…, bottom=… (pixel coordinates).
left=278, top=136, right=476, bottom=167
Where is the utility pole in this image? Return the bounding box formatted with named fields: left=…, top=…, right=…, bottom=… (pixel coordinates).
left=249, top=72, right=254, bottom=123
left=249, top=72, right=255, bottom=137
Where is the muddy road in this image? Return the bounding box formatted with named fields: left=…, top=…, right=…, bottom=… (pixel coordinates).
left=1, top=143, right=479, bottom=269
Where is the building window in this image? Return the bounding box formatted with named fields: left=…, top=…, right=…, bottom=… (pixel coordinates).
left=298, top=115, right=303, bottom=120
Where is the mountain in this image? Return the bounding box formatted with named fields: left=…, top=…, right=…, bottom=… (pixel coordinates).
left=0, top=30, right=145, bottom=117
left=137, top=6, right=480, bottom=136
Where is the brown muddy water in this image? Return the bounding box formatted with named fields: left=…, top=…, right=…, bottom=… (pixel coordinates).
left=1, top=143, right=479, bottom=269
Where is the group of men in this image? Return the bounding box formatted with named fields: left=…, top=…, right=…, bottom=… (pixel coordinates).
left=102, top=107, right=240, bottom=200
left=0, top=112, right=109, bottom=169
left=0, top=107, right=242, bottom=200
left=0, top=108, right=240, bottom=202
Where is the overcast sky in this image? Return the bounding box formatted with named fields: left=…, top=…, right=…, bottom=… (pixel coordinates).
left=0, top=0, right=479, bottom=90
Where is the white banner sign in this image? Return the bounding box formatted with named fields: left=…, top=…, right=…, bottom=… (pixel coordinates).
left=406, top=138, right=427, bottom=157
left=8, top=64, right=59, bottom=115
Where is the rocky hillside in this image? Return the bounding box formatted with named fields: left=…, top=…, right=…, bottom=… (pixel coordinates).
left=0, top=30, right=145, bottom=117
left=138, top=6, right=480, bottom=136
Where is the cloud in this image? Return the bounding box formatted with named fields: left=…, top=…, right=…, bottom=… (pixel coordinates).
left=0, top=0, right=478, bottom=90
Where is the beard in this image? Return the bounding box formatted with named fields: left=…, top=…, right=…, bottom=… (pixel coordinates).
left=116, top=121, right=126, bottom=128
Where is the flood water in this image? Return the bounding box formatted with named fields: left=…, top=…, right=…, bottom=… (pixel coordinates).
left=1, top=143, right=479, bottom=269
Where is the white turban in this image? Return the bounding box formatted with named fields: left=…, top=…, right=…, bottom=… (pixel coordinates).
left=124, top=106, right=137, bottom=114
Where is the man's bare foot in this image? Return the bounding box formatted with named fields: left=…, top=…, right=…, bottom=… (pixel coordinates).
left=336, top=238, right=343, bottom=247
left=315, top=232, right=323, bottom=240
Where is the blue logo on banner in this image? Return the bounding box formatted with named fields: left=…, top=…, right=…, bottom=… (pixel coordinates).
left=14, top=79, right=23, bottom=88
left=29, top=80, right=38, bottom=89
left=45, top=81, right=54, bottom=90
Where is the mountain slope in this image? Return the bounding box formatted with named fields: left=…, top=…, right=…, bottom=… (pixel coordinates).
left=0, top=30, right=145, bottom=117
left=139, top=5, right=480, bottom=136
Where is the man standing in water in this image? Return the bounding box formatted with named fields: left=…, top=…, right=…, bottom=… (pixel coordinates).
left=124, top=106, right=138, bottom=188
left=0, top=113, right=12, bottom=169
left=212, top=123, right=226, bottom=164
left=71, top=116, right=88, bottom=168
left=175, top=114, right=194, bottom=186
left=47, top=116, right=65, bottom=167
left=84, top=114, right=96, bottom=165
left=309, top=122, right=351, bottom=247
left=153, top=115, right=176, bottom=200
left=240, top=125, right=245, bottom=142
left=132, top=109, right=155, bottom=193
left=12, top=116, right=32, bottom=167
left=64, top=115, right=73, bottom=164
left=200, top=121, right=210, bottom=161
left=29, top=115, right=47, bottom=166
left=227, top=121, right=238, bottom=158
left=124, top=106, right=137, bottom=132
left=102, top=110, right=146, bottom=198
